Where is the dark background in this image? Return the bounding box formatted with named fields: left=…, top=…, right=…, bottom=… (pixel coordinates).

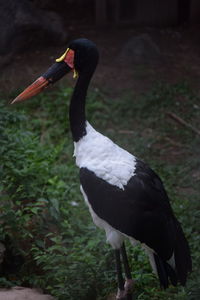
left=0, top=0, right=200, bottom=94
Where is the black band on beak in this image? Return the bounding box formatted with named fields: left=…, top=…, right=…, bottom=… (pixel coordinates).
left=42, top=61, right=72, bottom=84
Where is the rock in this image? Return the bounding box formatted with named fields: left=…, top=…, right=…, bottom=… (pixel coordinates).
left=118, top=34, right=162, bottom=65
left=0, top=287, right=55, bottom=300
left=0, top=0, right=67, bottom=66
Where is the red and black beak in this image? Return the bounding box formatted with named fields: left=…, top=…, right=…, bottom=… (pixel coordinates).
left=11, top=61, right=72, bottom=104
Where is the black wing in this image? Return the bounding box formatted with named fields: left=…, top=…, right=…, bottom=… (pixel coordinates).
left=80, top=159, right=177, bottom=261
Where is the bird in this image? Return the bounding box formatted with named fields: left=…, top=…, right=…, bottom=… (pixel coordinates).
left=12, top=38, right=192, bottom=300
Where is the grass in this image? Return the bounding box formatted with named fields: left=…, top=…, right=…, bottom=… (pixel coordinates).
left=0, top=81, right=199, bottom=299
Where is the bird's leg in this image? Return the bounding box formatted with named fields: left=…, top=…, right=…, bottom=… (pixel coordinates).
left=120, top=243, right=134, bottom=299
left=115, top=249, right=126, bottom=300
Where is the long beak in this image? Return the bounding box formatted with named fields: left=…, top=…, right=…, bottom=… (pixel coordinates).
left=11, top=77, right=49, bottom=104
left=11, top=61, right=72, bottom=104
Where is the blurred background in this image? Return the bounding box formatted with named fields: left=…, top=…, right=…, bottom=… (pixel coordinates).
left=1, top=0, right=200, bottom=92
left=0, top=1, right=200, bottom=300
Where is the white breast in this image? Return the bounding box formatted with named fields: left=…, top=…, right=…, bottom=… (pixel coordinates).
left=74, top=122, right=136, bottom=190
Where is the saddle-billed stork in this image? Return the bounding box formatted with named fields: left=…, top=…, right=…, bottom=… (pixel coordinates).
left=12, top=38, right=192, bottom=300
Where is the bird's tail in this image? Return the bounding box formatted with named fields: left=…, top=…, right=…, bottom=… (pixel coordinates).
left=154, top=219, right=192, bottom=289
left=173, top=219, right=192, bottom=285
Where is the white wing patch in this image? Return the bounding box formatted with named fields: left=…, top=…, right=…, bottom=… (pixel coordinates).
left=74, top=122, right=136, bottom=189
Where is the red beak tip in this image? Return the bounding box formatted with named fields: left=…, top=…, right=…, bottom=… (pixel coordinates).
left=10, top=98, right=19, bottom=105
left=10, top=76, right=49, bottom=105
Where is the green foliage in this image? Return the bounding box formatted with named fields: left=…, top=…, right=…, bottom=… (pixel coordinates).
left=0, top=82, right=199, bottom=299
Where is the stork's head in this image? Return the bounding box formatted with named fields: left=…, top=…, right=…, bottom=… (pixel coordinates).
left=11, top=38, right=99, bottom=104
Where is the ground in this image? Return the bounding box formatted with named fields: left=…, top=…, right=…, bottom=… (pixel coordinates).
left=0, top=24, right=199, bottom=300
left=2, top=24, right=200, bottom=96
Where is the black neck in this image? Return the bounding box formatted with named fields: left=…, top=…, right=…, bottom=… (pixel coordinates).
left=69, top=71, right=93, bottom=142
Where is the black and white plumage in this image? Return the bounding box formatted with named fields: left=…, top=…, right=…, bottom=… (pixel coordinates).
left=75, top=122, right=191, bottom=289
left=12, top=38, right=192, bottom=299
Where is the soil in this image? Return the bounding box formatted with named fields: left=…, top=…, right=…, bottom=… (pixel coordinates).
left=0, top=287, right=55, bottom=300
left=1, top=24, right=200, bottom=98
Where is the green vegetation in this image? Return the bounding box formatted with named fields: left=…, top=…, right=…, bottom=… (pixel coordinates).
left=0, top=82, right=199, bottom=299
